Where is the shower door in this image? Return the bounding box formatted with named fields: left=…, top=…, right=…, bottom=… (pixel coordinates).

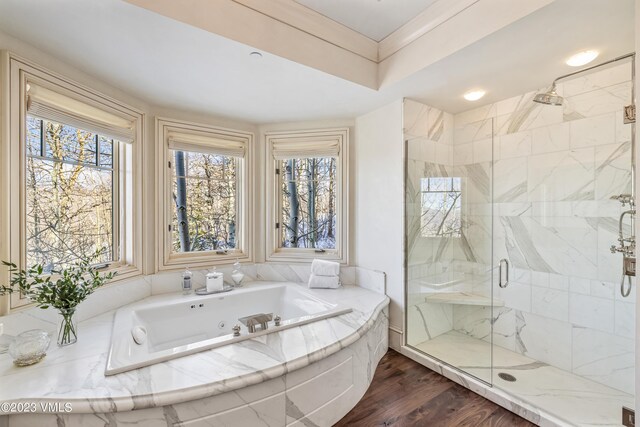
left=404, top=99, right=495, bottom=385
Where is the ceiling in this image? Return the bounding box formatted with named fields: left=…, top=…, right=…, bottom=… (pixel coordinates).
left=0, top=0, right=634, bottom=124
left=293, top=0, right=439, bottom=41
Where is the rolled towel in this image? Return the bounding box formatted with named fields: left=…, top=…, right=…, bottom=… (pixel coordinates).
left=308, top=274, right=341, bottom=289
left=311, top=259, right=340, bottom=277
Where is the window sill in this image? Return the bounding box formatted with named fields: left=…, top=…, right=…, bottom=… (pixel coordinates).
left=267, top=249, right=346, bottom=265
left=159, top=251, right=252, bottom=271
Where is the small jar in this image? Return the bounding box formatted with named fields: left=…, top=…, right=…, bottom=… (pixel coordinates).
left=9, top=329, right=51, bottom=366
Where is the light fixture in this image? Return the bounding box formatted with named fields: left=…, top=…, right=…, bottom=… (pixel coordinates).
left=249, top=51, right=263, bottom=58
left=463, top=90, right=486, bottom=101
left=565, top=50, right=599, bottom=67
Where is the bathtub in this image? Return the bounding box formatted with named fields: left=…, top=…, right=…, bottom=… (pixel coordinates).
left=105, top=282, right=351, bottom=375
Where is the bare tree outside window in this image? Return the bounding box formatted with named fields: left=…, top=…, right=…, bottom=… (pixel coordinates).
left=170, top=150, right=238, bottom=253
left=420, top=177, right=462, bottom=237
left=25, top=115, right=115, bottom=272
left=281, top=157, right=336, bottom=249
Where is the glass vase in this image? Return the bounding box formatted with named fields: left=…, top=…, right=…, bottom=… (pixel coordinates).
left=57, top=309, right=78, bottom=347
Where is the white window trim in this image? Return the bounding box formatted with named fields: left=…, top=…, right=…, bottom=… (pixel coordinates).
left=265, top=128, right=349, bottom=264
left=1, top=52, right=145, bottom=312
left=156, top=117, right=254, bottom=271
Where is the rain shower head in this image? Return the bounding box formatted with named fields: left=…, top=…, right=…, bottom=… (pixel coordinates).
left=533, top=84, right=564, bottom=106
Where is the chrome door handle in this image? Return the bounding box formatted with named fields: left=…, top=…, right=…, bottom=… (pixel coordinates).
left=498, top=259, right=509, bottom=288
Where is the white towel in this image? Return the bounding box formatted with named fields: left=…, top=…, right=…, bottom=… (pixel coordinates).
left=308, top=274, right=341, bottom=289
left=311, top=259, right=340, bottom=277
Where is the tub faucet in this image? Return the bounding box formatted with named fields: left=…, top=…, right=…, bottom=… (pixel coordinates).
left=238, top=313, right=273, bottom=333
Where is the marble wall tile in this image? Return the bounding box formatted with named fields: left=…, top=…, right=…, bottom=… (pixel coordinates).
left=530, top=271, right=550, bottom=287
left=570, top=293, right=615, bottom=333
left=454, top=103, right=496, bottom=128
left=570, top=113, right=616, bottom=149
left=531, top=286, right=569, bottom=322
left=454, top=118, right=493, bottom=144
left=594, top=141, right=632, bottom=200
left=590, top=280, right=615, bottom=299
left=472, top=138, right=493, bottom=163
left=499, top=131, right=531, bottom=159
left=406, top=301, right=453, bottom=345
left=614, top=300, right=635, bottom=339
left=495, top=100, right=564, bottom=135
left=494, top=158, right=527, bottom=203
left=527, top=148, right=595, bottom=202
left=562, top=63, right=631, bottom=98
left=453, top=142, right=473, bottom=165
left=497, top=202, right=531, bottom=217
left=563, top=81, right=633, bottom=120
left=548, top=274, right=568, bottom=291
left=355, top=268, right=385, bottom=294
left=616, top=111, right=633, bottom=144
left=499, top=281, right=531, bottom=314
left=403, top=99, right=430, bottom=140
left=452, top=305, right=515, bottom=351
left=569, top=276, right=591, bottom=295
left=516, top=311, right=572, bottom=371
left=572, top=326, right=634, bottom=394
left=531, top=122, right=570, bottom=155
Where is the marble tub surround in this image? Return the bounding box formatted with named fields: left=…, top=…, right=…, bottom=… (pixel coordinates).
left=0, top=263, right=384, bottom=335
left=0, top=281, right=388, bottom=422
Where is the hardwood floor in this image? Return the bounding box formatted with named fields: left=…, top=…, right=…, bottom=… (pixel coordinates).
left=335, top=350, right=536, bottom=427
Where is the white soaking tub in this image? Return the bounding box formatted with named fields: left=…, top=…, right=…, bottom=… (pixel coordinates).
left=105, top=282, right=351, bottom=375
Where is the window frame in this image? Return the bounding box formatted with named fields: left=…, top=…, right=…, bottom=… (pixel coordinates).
left=2, top=52, right=145, bottom=311
left=156, top=117, right=253, bottom=270
left=265, top=128, right=349, bottom=264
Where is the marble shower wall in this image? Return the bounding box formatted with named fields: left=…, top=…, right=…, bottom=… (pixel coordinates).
left=451, top=62, right=635, bottom=394
left=404, top=99, right=457, bottom=346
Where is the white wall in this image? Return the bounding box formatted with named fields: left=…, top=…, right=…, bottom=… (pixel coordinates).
left=354, top=100, right=404, bottom=349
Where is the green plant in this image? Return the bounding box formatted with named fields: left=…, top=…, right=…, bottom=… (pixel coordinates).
left=0, top=250, right=116, bottom=311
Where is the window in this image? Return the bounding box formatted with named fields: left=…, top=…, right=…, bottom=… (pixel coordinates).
left=170, top=150, right=237, bottom=253
left=158, top=118, right=252, bottom=269
left=25, top=116, right=118, bottom=271
left=4, top=55, right=144, bottom=311
left=280, top=157, right=336, bottom=250
left=266, top=129, right=348, bottom=263
left=420, top=177, right=461, bottom=237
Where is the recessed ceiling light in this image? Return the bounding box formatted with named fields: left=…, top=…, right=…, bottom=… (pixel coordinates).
left=463, top=90, right=486, bottom=101
left=566, top=50, right=599, bottom=67
left=249, top=51, right=263, bottom=58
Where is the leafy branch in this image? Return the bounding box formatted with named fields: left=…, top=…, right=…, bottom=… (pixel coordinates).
left=0, top=249, right=116, bottom=312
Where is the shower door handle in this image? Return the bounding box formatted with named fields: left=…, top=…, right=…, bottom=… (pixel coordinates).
left=498, top=259, right=509, bottom=288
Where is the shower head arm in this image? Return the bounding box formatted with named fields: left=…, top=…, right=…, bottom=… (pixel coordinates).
left=550, top=52, right=635, bottom=87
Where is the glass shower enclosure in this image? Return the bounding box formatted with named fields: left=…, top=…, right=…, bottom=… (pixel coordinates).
left=404, top=57, right=636, bottom=425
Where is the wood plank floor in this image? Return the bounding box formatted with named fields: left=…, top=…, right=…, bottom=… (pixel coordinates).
left=335, top=350, right=536, bottom=427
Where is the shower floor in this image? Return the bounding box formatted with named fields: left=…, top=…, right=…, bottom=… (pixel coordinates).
left=413, top=331, right=633, bottom=427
